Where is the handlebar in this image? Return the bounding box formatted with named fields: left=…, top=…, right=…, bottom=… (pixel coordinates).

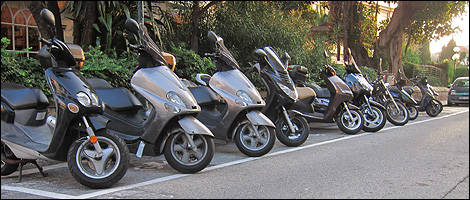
left=128, top=43, right=143, bottom=50
left=39, top=37, right=52, bottom=45
left=204, top=52, right=218, bottom=57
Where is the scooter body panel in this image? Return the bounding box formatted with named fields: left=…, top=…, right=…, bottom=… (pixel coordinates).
left=130, top=66, right=202, bottom=143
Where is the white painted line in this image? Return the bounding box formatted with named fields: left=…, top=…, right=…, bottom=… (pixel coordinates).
left=2, top=109, right=468, bottom=199
left=2, top=186, right=77, bottom=199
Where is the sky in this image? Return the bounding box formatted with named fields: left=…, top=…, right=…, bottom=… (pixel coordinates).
left=429, top=5, right=469, bottom=54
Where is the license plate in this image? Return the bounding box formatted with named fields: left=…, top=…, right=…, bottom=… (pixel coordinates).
left=460, top=96, right=469, bottom=100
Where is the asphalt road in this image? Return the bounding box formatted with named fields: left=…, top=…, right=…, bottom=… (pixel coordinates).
left=1, top=106, right=469, bottom=199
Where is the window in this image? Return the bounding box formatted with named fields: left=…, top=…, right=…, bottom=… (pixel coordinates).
left=1, top=2, right=42, bottom=57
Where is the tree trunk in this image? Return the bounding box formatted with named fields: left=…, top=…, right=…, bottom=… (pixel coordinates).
left=72, top=1, right=97, bottom=51
left=46, top=1, right=64, bottom=41
left=375, top=1, right=426, bottom=78
left=402, top=35, right=411, bottom=62
left=28, top=1, right=52, bottom=39
left=190, top=1, right=201, bottom=52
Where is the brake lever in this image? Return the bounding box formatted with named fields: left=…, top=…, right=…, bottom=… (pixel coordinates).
left=39, top=37, right=52, bottom=45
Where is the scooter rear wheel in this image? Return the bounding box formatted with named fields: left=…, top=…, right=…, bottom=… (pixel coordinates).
left=275, top=114, right=309, bottom=147
left=1, top=143, right=19, bottom=176
left=67, top=130, right=129, bottom=189
left=234, top=120, right=275, bottom=157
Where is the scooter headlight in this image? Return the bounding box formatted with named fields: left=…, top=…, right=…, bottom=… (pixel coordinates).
left=167, top=91, right=185, bottom=107
left=76, top=92, right=91, bottom=107
left=236, top=90, right=253, bottom=104
left=277, top=81, right=298, bottom=100
left=90, top=92, right=99, bottom=106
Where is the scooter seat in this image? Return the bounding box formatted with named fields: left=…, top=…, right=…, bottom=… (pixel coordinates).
left=188, top=86, right=219, bottom=106
left=86, top=78, right=113, bottom=89
left=94, top=88, right=143, bottom=112
left=1, top=83, right=49, bottom=110
left=296, top=87, right=316, bottom=103
left=305, top=83, right=331, bottom=98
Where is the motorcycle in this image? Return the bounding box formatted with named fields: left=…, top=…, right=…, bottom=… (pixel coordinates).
left=251, top=47, right=309, bottom=147
left=86, top=18, right=215, bottom=174
left=370, top=59, right=409, bottom=126
left=1, top=9, right=128, bottom=188
left=288, top=51, right=365, bottom=135
left=408, top=76, right=443, bottom=117
left=342, top=49, right=386, bottom=132
left=387, top=70, right=419, bottom=120
left=183, top=31, right=276, bottom=157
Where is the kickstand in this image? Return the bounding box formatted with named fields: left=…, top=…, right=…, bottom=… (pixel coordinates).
left=17, top=160, right=47, bottom=183
left=32, top=160, right=48, bottom=177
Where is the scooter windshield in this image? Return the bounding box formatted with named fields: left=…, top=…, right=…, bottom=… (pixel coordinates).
left=263, top=47, right=295, bottom=88
left=139, top=24, right=168, bottom=67
left=215, top=39, right=240, bottom=70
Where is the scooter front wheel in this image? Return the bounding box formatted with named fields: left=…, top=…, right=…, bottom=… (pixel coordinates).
left=361, top=105, right=386, bottom=132
left=275, top=113, right=309, bottom=147
left=425, top=99, right=442, bottom=117
left=385, top=100, right=409, bottom=126
left=336, top=109, right=364, bottom=135
left=234, top=120, right=275, bottom=157
left=67, top=130, right=129, bottom=189
left=164, top=129, right=214, bottom=174
left=407, top=105, right=418, bottom=120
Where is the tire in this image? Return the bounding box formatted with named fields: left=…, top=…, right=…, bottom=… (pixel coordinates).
left=275, top=113, right=309, bottom=147
left=336, top=108, right=364, bottom=135
left=385, top=100, right=409, bottom=126
left=234, top=119, right=275, bottom=157
left=426, top=99, right=442, bottom=117
left=407, top=105, right=419, bottom=120
left=1, top=143, right=19, bottom=176
left=67, top=130, right=129, bottom=189
left=361, top=105, right=386, bottom=132
left=163, top=128, right=215, bottom=174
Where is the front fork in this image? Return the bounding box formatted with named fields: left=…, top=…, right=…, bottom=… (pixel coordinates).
left=281, top=106, right=296, bottom=133
left=82, top=116, right=103, bottom=156
left=343, top=103, right=354, bottom=121
left=384, top=90, right=400, bottom=111
left=364, top=96, right=373, bottom=115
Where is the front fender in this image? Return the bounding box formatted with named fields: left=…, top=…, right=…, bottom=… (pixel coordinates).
left=178, top=116, right=214, bottom=137
left=368, top=99, right=386, bottom=110
left=87, top=115, right=109, bottom=132
left=246, top=110, right=275, bottom=127
left=346, top=102, right=360, bottom=110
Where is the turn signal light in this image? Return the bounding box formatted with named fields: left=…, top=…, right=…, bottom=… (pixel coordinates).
left=67, top=103, right=79, bottom=113
left=89, top=136, right=98, bottom=143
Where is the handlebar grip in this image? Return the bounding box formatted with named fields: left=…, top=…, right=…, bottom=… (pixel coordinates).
left=204, top=53, right=217, bottom=57
left=39, top=37, right=51, bottom=45
left=128, top=43, right=141, bottom=50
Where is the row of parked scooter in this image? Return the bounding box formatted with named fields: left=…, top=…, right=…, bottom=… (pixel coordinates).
left=1, top=9, right=443, bottom=189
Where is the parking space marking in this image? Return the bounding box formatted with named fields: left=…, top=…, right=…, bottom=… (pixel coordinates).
left=2, top=109, right=468, bottom=199
left=2, top=186, right=77, bottom=199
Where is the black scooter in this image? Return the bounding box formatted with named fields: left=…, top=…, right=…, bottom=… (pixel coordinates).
left=289, top=51, right=365, bottom=135
left=408, top=76, right=443, bottom=117
left=342, top=49, right=386, bottom=132
left=252, top=47, right=309, bottom=147
left=1, top=9, right=128, bottom=189
left=387, top=71, right=419, bottom=120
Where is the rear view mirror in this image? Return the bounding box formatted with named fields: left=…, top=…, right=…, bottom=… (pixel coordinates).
left=207, top=31, right=222, bottom=43
left=282, top=52, right=291, bottom=66
left=125, top=18, right=140, bottom=35
left=254, top=49, right=267, bottom=60
left=40, top=8, right=55, bottom=28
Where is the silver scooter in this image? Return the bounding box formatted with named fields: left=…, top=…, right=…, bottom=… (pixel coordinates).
left=183, top=31, right=276, bottom=157
left=87, top=18, right=215, bottom=174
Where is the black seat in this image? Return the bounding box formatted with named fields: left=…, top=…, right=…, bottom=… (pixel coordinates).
left=1, top=83, right=49, bottom=110
left=87, top=78, right=113, bottom=89
left=305, top=83, right=330, bottom=98
left=188, top=86, right=219, bottom=106
left=94, top=88, right=143, bottom=112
